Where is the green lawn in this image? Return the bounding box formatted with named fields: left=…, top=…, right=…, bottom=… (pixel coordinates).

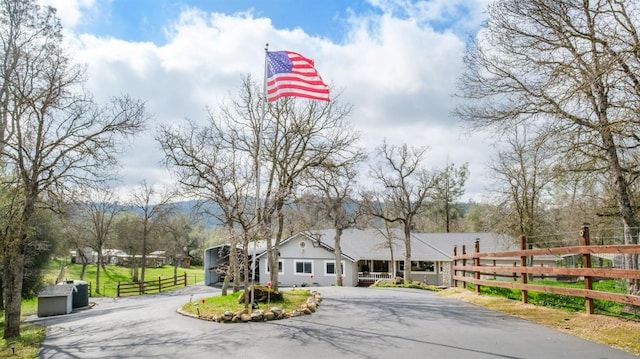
left=470, top=278, right=638, bottom=318
left=47, top=259, right=204, bottom=297
left=1, top=297, right=42, bottom=359
left=181, top=289, right=313, bottom=319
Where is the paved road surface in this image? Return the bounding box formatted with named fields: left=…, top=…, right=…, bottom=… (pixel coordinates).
left=31, top=285, right=636, bottom=358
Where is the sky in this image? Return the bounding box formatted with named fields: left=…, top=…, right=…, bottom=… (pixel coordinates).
left=39, top=0, right=494, bottom=202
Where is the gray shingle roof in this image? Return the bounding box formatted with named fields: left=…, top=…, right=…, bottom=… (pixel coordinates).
left=300, top=229, right=517, bottom=261
left=38, top=284, right=75, bottom=298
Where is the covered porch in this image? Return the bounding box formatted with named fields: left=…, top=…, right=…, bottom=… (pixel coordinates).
left=357, top=259, right=443, bottom=286
left=357, top=260, right=397, bottom=286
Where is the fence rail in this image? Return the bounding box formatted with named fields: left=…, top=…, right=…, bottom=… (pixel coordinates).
left=117, top=273, right=187, bottom=297
left=452, top=225, right=640, bottom=314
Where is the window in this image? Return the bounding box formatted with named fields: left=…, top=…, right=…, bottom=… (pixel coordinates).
left=372, top=260, right=389, bottom=272
left=411, top=261, right=435, bottom=272
left=324, top=260, right=345, bottom=276
left=294, top=260, right=313, bottom=275
left=266, top=260, right=284, bottom=274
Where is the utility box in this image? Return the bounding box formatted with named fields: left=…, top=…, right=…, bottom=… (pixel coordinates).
left=64, top=280, right=89, bottom=308
left=38, top=284, right=74, bottom=317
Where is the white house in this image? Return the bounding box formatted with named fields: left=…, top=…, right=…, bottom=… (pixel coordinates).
left=203, top=228, right=558, bottom=287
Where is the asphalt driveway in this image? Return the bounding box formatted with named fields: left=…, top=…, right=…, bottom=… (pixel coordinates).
left=31, top=285, right=636, bottom=358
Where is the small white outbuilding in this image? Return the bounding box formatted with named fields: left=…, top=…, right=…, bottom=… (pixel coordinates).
left=37, top=284, right=75, bottom=317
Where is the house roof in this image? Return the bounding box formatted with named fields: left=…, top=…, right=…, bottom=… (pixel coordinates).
left=299, top=229, right=518, bottom=261
left=207, top=228, right=554, bottom=263
left=204, top=240, right=269, bottom=257
left=412, top=232, right=521, bottom=260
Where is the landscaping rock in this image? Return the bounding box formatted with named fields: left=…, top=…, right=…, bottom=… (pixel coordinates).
left=222, top=311, right=234, bottom=321
left=270, top=307, right=282, bottom=318
left=183, top=291, right=323, bottom=324
left=240, top=312, right=252, bottom=322
left=251, top=309, right=265, bottom=321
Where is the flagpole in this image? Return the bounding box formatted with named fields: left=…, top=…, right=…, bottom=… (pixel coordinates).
left=251, top=43, right=268, bottom=306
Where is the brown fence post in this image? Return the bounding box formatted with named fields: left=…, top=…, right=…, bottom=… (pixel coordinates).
left=117, top=282, right=120, bottom=297
left=520, top=235, right=528, bottom=304
left=493, top=260, right=497, bottom=280
left=581, top=224, right=594, bottom=314
left=159, top=276, right=162, bottom=293
left=453, top=245, right=458, bottom=287
left=474, top=239, right=481, bottom=294
left=183, top=273, right=187, bottom=287
left=462, top=245, right=467, bottom=289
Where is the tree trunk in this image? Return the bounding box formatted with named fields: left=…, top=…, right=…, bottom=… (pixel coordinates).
left=389, top=239, right=395, bottom=277
left=132, top=259, right=139, bottom=283
left=77, top=249, right=88, bottom=280
left=231, top=243, right=240, bottom=293
left=141, top=230, right=147, bottom=292
left=334, top=228, right=343, bottom=286
left=80, top=262, right=87, bottom=280
left=403, top=223, right=412, bottom=282
left=242, top=234, right=250, bottom=309
left=3, top=236, right=25, bottom=339
left=601, top=125, right=640, bottom=300
left=271, top=207, right=287, bottom=291
left=221, top=241, right=238, bottom=296
left=0, top=276, right=4, bottom=311
left=220, top=268, right=230, bottom=296
left=266, top=213, right=281, bottom=292
left=95, top=251, right=102, bottom=294
left=55, top=260, right=65, bottom=283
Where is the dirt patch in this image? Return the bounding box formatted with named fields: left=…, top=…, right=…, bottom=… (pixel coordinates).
left=439, top=288, right=640, bottom=356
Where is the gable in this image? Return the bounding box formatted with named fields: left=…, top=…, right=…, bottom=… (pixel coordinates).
left=262, top=232, right=356, bottom=262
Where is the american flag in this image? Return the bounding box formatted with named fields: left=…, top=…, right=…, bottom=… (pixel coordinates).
left=266, top=51, right=330, bottom=102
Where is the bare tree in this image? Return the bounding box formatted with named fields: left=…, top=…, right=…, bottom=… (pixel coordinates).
left=159, top=74, right=359, bottom=296
left=208, top=76, right=357, bottom=292
left=489, top=126, right=557, bottom=241
left=260, top=97, right=357, bottom=291
left=0, top=0, right=146, bottom=337
left=59, top=214, right=91, bottom=280
left=368, top=141, right=437, bottom=282
left=71, top=188, right=124, bottom=293
left=157, top=116, right=253, bottom=295
left=303, top=152, right=367, bottom=286
left=128, top=181, right=175, bottom=290
left=162, top=213, right=195, bottom=278
left=456, top=0, right=640, bottom=299
left=113, top=212, right=144, bottom=280
left=373, top=220, right=403, bottom=278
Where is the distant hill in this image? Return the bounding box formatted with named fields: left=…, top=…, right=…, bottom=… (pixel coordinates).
left=116, top=200, right=224, bottom=228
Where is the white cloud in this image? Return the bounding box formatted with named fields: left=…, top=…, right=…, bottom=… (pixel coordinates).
left=39, top=0, right=96, bottom=30
left=52, top=1, right=492, bottom=201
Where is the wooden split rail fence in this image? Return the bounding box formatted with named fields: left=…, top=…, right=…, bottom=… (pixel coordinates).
left=117, top=273, right=187, bottom=297
left=453, top=225, right=640, bottom=314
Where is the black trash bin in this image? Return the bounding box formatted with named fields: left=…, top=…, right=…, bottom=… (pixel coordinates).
left=64, top=280, right=89, bottom=308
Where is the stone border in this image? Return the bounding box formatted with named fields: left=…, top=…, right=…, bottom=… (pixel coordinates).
left=177, top=290, right=322, bottom=323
